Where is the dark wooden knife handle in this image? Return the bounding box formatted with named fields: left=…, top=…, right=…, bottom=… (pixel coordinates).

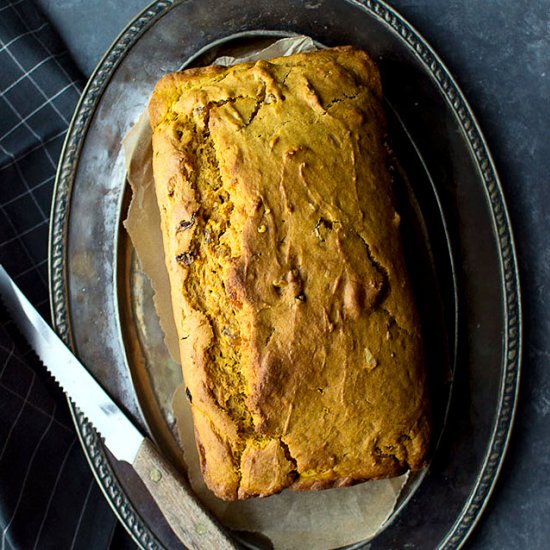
left=133, top=439, right=238, bottom=550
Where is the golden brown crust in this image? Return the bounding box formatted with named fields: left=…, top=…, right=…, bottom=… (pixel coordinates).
left=149, top=46, right=430, bottom=500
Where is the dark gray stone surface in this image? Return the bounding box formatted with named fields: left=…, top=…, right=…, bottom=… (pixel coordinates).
left=35, top=0, right=550, bottom=548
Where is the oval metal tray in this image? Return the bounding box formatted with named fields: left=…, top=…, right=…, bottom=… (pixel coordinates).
left=49, top=0, right=521, bottom=548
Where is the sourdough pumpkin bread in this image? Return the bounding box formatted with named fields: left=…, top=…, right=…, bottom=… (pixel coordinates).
left=149, top=46, right=430, bottom=500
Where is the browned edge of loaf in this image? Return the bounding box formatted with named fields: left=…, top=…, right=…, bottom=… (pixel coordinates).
left=148, top=46, right=431, bottom=500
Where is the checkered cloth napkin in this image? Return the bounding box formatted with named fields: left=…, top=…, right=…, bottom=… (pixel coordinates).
left=0, top=1, right=136, bottom=548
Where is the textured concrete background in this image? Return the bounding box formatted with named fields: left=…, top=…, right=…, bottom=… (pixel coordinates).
left=35, top=0, right=550, bottom=547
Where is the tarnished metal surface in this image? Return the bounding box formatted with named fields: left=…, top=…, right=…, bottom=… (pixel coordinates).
left=50, top=1, right=521, bottom=548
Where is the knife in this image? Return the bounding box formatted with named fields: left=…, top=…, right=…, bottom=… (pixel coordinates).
left=0, top=265, right=238, bottom=550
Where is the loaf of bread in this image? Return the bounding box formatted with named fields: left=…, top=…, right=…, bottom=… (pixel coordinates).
left=149, top=46, right=430, bottom=500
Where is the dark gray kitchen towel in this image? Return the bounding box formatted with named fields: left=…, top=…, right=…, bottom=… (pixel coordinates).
left=0, top=1, right=136, bottom=548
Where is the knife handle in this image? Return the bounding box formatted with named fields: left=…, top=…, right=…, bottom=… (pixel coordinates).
left=133, top=439, right=239, bottom=550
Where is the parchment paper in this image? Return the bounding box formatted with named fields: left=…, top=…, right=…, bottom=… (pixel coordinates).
left=123, top=36, right=408, bottom=550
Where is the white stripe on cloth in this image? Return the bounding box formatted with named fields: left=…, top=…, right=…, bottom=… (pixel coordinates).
left=1, top=176, right=54, bottom=208
left=0, top=107, right=58, bottom=198
left=11, top=257, right=48, bottom=278
left=1, top=41, right=71, bottom=127
left=0, top=371, right=35, bottom=463
left=0, top=341, right=32, bottom=368
left=0, top=0, right=25, bottom=13
left=0, top=128, right=66, bottom=171
left=0, top=380, right=73, bottom=433
left=0, top=403, right=58, bottom=550
left=0, top=204, right=48, bottom=286
left=31, top=438, right=77, bottom=550
left=0, top=344, right=14, bottom=379
left=0, top=53, right=69, bottom=98
left=0, top=219, right=48, bottom=247
left=0, top=82, right=77, bottom=143
left=0, top=23, right=48, bottom=53
left=9, top=5, right=81, bottom=97
left=68, top=477, right=95, bottom=550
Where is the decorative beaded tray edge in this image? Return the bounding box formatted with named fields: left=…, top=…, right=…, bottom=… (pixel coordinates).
left=48, top=1, right=522, bottom=548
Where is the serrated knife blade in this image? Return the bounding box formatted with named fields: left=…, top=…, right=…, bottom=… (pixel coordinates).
left=0, top=265, right=143, bottom=463
left=0, top=264, right=237, bottom=550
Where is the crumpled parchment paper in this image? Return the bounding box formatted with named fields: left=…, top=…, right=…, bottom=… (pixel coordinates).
left=122, top=35, right=409, bottom=550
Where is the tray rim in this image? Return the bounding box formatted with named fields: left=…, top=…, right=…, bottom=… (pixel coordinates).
left=48, top=0, right=522, bottom=548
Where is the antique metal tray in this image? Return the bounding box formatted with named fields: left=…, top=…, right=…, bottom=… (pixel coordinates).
left=49, top=0, right=521, bottom=548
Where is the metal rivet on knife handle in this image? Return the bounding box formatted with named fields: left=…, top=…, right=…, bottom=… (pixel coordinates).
left=134, top=440, right=239, bottom=549
left=195, top=523, right=208, bottom=536
left=150, top=469, right=162, bottom=483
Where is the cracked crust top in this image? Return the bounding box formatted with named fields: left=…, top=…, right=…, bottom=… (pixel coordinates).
left=149, top=46, right=431, bottom=500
